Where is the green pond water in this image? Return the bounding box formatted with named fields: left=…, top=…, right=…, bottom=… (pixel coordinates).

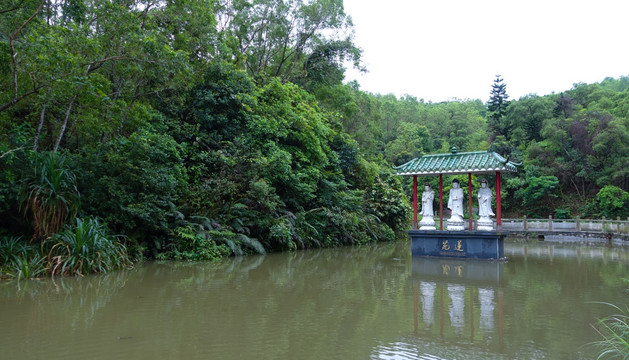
left=1, top=239, right=629, bottom=359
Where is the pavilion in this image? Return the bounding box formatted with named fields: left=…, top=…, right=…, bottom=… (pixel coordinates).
left=393, top=148, right=519, bottom=260
left=394, top=147, right=519, bottom=230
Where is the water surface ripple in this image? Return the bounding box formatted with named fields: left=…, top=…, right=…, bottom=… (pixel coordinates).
left=1, top=240, right=628, bottom=359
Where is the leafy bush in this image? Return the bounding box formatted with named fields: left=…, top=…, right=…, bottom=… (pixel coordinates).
left=163, top=224, right=233, bottom=261
left=553, top=208, right=571, bottom=219
left=74, top=128, right=187, bottom=252
left=365, top=170, right=411, bottom=235
left=515, top=175, right=560, bottom=206
left=45, top=217, right=131, bottom=276
left=594, top=185, right=629, bottom=218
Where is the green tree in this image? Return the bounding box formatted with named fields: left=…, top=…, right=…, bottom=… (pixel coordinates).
left=487, top=74, right=510, bottom=139
left=504, top=95, right=553, bottom=145
left=384, top=121, right=431, bottom=165
left=217, top=0, right=361, bottom=84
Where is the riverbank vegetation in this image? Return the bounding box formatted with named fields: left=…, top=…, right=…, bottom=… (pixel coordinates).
left=1, top=0, right=629, bottom=277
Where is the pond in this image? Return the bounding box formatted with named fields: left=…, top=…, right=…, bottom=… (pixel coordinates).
left=1, top=239, right=629, bottom=359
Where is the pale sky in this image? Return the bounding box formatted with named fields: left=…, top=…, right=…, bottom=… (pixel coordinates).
left=342, top=0, right=629, bottom=103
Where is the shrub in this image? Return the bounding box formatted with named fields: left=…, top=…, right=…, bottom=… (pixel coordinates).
left=595, top=185, right=629, bottom=219
left=553, top=208, right=571, bottom=219
left=165, top=225, right=232, bottom=261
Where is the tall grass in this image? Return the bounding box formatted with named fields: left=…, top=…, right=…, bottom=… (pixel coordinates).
left=593, top=303, right=629, bottom=359
left=45, top=217, right=132, bottom=276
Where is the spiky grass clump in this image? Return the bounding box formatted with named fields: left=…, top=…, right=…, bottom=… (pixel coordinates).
left=46, top=217, right=132, bottom=276
left=0, top=236, right=47, bottom=279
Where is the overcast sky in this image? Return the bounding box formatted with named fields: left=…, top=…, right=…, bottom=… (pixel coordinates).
left=341, top=0, right=629, bottom=103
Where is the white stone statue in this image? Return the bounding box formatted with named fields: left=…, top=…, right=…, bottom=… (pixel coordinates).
left=477, top=178, right=494, bottom=230
left=447, top=179, right=465, bottom=231
left=419, top=183, right=436, bottom=230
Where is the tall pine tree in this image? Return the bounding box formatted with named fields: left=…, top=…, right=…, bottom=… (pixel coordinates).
left=487, top=74, right=510, bottom=139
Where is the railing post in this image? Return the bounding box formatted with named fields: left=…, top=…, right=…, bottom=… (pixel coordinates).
left=602, top=216, right=606, bottom=232
left=549, top=215, right=553, bottom=231
left=576, top=216, right=581, bottom=231
left=618, top=217, right=621, bottom=234
left=523, top=215, right=527, bottom=231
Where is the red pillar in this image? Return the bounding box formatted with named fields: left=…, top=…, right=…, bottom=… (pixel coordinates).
left=468, top=173, right=473, bottom=231
left=413, top=175, right=418, bottom=229
left=439, top=174, right=443, bottom=230
left=413, top=283, right=419, bottom=332
left=499, top=291, right=504, bottom=348
left=496, top=171, right=502, bottom=228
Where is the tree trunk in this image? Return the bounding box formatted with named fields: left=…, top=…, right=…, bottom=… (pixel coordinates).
left=33, top=90, right=51, bottom=151
left=53, top=65, right=91, bottom=152
left=53, top=93, right=77, bottom=153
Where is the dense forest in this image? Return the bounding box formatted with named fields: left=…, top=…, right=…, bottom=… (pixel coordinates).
left=1, top=0, right=629, bottom=277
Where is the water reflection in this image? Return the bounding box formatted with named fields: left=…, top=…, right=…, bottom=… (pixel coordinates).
left=419, top=282, right=435, bottom=328
left=406, top=258, right=506, bottom=358
left=0, top=244, right=410, bottom=360
left=478, top=288, right=494, bottom=333
left=1, top=241, right=628, bottom=360
left=372, top=241, right=629, bottom=360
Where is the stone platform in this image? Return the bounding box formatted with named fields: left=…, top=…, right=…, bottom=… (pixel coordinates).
left=408, top=230, right=506, bottom=260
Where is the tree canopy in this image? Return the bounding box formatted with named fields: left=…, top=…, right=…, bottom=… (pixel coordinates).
left=1, top=0, right=628, bottom=275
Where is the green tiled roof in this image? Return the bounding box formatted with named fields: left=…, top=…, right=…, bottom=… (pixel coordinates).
left=394, top=150, right=519, bottom=176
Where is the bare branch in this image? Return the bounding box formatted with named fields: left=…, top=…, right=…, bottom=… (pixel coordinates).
left=7, top=0, right=46, bottom=106
left=0, top=86, right=45, bottom=112
left=0, top=3, right=25, bottom=15
left=82, top=56, right=159, bottom=72
left=0, top=147, right=25, bottom=160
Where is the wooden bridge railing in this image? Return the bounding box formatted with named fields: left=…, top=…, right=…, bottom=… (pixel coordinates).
left=499, top=217, right=629, bottom=235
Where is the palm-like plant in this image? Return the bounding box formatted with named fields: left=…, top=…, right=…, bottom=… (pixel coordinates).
left=0, top=236, right=29, bottom=266
left=0, top=236, right=46, bottom=279
left=46, top=217, right=131, bottom=276
left=20, top=152, right=79, bottom=242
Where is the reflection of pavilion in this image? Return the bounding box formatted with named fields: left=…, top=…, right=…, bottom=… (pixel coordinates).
left=412, top=258, right=504, bottom=343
